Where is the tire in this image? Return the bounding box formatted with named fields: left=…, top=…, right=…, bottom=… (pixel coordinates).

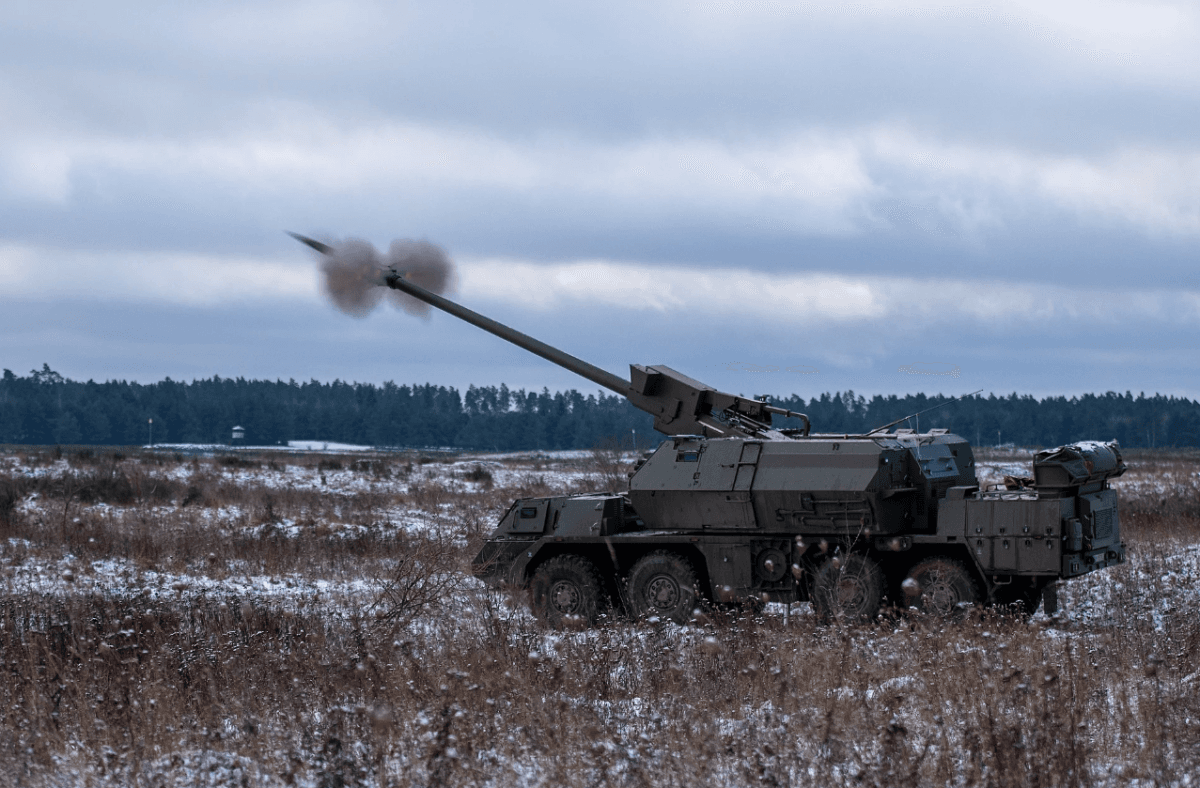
left=811, top=553, right=885, bottom=623
left=529, top=555, right=606, bottom=628
left=903, top=557, right=982, bottom=618
left=626, top=551, right=700, bottom=624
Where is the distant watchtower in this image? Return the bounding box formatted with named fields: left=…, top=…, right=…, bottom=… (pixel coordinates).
left=231, top=425, right=245, bottom=446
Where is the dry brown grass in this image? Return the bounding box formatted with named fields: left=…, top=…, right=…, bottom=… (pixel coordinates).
left=0, top=447, right=1198, bottom=786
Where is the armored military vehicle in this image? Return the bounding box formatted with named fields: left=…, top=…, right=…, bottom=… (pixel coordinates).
left=293, top=234, right=1128, bottom=625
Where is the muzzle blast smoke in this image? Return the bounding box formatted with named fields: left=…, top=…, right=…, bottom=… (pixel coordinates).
left=289, top=231, right=456, bottom=318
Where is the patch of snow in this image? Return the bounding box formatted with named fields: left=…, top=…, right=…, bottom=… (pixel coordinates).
left=287, top=440, right=375, bottom=452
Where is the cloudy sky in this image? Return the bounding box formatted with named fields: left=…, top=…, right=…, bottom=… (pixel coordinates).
left=2, top=0, right=1198, bottom=402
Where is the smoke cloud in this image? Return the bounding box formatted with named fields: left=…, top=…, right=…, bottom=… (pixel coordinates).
left=316, top=237, right=456, bottom=319
left=383, top=239, right=455, bottom=318
left=320, top=238, right=384, bottom=317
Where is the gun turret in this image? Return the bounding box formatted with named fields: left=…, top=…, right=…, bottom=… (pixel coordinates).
left=292, top=233, right=809, bottom=439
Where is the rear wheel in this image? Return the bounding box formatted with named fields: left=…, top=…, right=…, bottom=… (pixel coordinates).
left=626, top=551, right=699, bottom=624
left=529, top=555, right=606, bottom=628
left=903, top=557, right=981, bottom=618
left=811, top=553, right=885, bottom=623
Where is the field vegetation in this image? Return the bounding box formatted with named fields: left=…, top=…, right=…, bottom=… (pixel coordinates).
left=1, top=445, right=1198, bottom=786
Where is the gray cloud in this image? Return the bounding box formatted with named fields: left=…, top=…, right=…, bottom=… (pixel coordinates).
left=1, top=0, right=1198, bottom=398
left=6, top=2, right=1197, bottom=143
left=3, top=293, right=1194, bottom=402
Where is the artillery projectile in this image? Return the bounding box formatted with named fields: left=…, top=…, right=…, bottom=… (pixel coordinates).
left=286, top=231, right=334, bottom=256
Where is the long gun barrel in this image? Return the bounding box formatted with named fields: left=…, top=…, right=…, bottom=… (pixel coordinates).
left=385, top=269, right=629, bottom=396
left=293, top=233, right=809, bottom=439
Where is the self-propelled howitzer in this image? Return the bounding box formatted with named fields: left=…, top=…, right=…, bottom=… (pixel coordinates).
left=296, top=234, right=1128, bottom=625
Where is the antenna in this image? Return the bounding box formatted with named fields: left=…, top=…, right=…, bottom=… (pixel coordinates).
left=862, top=390, right=983, bottom=437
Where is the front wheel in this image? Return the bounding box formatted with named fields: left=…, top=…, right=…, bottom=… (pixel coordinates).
left=529, top=555, right=606, bottom=628
left=626, top=551, right=699, bottom=624
left=811, top=553, right=885, bottom=623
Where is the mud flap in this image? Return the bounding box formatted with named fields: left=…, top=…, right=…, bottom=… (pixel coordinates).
left=1042, top=582, right=1059, bottom=616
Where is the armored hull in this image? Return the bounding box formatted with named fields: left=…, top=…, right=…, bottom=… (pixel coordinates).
left=474, top=436, right=1125, bottom=624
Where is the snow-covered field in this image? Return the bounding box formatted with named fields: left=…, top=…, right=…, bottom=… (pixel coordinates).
left=1, top=445, right=1198, bottom=786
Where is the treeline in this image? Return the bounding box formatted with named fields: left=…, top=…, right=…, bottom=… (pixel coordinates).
left=0, top=366, right=653, bottom=450
left=768, top=391, right=1200, bottom=450
left=2, top=365, right=1198, bottom=450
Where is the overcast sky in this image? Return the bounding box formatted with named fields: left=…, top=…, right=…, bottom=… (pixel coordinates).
left=2, top=0, right=1198, bottom=404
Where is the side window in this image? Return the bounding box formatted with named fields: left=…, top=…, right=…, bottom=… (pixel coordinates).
left=511, top=501, right=548, bottom=533
left=676, top=451, right=700, bottom=463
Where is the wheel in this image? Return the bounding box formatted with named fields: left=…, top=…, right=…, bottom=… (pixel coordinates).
left=529, top=555, right=606, bottom=628
left=626, top=551, right=700, bottom=624
left=903, top=557, right=982, bottom=618
left=811, top=553, right=885, bottom=623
